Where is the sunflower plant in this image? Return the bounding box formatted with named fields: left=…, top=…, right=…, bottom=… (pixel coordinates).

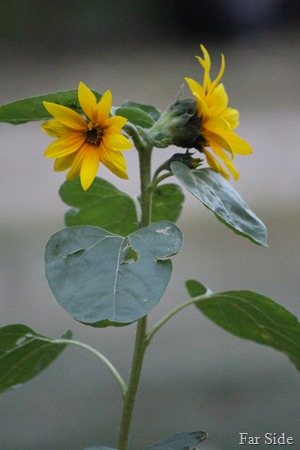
left=1, top=45, right=300, bottom=450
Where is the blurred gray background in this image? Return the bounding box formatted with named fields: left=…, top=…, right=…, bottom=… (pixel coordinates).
left=1, top=1, right=300, bottom=449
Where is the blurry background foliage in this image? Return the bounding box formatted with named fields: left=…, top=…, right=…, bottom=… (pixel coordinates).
left=1, top=1, right=300, bottom=450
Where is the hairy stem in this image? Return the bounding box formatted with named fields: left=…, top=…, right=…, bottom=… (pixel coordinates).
left=117, top=143, right=153, bottom=450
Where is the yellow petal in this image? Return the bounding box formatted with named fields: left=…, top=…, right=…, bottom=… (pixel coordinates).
left=66, top=147, right=86, bottom=180
left=100, top=147, right=128, bottom=179
left=204, top=148, right=230, bottom=180
left=44, top=134, right=84, bottom=158
left=221, top=108, right=239, bottom=129
left=208, top=83, right=228, bottom=115
left=43, top=101, right=87, bottom=130
left=211, top=144, right=240, bottom=180
left=185, top=77, right=205, bottom=98
left=80, top=144, right=100, bottom=190
left=102, top=133, right=132, bottom=151
left=41, top=120, right=76, bottom=138
left=78, top=81, right=97, bottom=122
left=54, top=154, right=75, bottom=172
left=210, top=53, right=225, bottom=91
left=106, top=115, right=128, bottom=131
left=194, top=92, right=209, bottom=118
left=220, top=130, right=252, bottom=155
left=204, top=129, right=234, bottom=157
left=95, top=90, right=112, bottom=124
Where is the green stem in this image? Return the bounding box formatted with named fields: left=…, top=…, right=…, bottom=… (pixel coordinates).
left=117, top=317, right=147, bottom=450
left=146, top=293, right=211, bottom=346
left=117, top=143, right=153, bottom=450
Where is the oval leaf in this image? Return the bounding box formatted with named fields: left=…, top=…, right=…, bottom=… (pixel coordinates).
left=171, top=162, right=267, bottom=246
left=0, top=324, right=71, bottom=393
left=152, top=184, right=185, bottom=224
left=60, top=177, right=139, bottom=236
left=45, top=221, right=182, bottom=324
left=145, top=431, right=208, bottom=450
left=0, top=89, right=102, bottom=124
left=121, top=100, right=161, bottom=121
left=187, top=283, right=300, bottom=371
left=115, top=106, right=155, bottom=128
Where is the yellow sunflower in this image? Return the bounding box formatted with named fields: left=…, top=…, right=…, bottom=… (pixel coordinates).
left=41, top=82, right=132, bottom=191
left=185, top=45, right=252, bottom=180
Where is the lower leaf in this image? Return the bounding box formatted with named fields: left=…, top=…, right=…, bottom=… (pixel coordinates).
left=0, top=324, right=71, bottom=394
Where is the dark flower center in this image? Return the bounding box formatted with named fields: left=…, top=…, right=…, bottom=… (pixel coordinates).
left=84, top=124, right=105, bottom=146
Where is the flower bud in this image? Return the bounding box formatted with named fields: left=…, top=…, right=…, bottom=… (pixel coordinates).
left=147, top=95, right=204, bottom=149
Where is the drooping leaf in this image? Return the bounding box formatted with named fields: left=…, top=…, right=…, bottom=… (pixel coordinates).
left=144, top=431, right=208, bottom=450
left=115, top=107, right=155, bottom=128
left=152, top=184, right=185, bottom=223
left=0, top=89, right=101, bottom=125
left=0, top=325, right=71, bottom=394
left=171, top=162, right=267, bottom=246
left=45, top=221, right=182, bottom=325
left=186, top=282, right=300, bottom=371
left=121, top=100, right=161, bottom=121
left=60, top=177, right=139, bottom=236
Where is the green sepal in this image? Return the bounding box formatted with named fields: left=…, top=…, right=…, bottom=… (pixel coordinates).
left=0, top=324, right=71, bottom=394
left=171, top=162, right=267, bottom=246
left=45, top=221, right=182, bottom=325
left=0, top=89, right=102, bottom=125
left=144, top=431, right=208, bottom=449
left=186, top=280, right=300, bottom=371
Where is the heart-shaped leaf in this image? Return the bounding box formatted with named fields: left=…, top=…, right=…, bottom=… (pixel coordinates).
left=0, top=324, right=71, bottom=394
left=60, top=177, right=139, bottom=236
left=171, top=162, right=267, bottom=246
left=186, top=280, right=300, bottom=371
left=0, top=89, right=102, bottom=125
left=45, top=221, right=182, bottom=325
left=144, top=431, right=208, bottom=450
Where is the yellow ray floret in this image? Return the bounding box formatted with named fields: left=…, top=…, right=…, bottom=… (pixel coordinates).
left=41, top=81, right=132, bottom=190
left=185, top=45, right=252, bottom=180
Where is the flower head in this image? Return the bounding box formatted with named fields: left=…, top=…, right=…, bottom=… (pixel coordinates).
left=185, top=45, right=252, bottom=179
left=41, top=82, right=132, bottom=190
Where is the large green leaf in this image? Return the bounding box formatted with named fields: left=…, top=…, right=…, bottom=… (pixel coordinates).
left=171, top=162, right=267, bottom=246
left=0, top=89, right=101, bottom=124
left=60, top=178, right=184, bottom=235
left=0, top=325, right=71, bottom=394
left=186, top=280, right=300, bottom=371
left=45, top=221, right=182, bottom=325
left=144, top=431, right=208, bottom=450
left=152, top=184, right=185, bottom=223
left=60, top=177, right=139, bottom=236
